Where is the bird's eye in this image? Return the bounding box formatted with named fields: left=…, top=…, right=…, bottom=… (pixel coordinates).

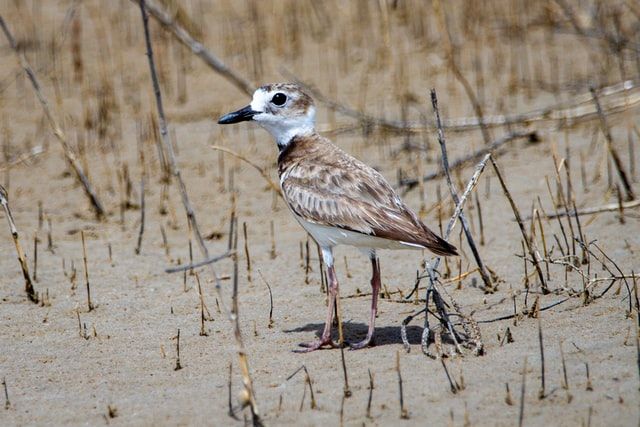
left=271, top=93, right=287, bottom=106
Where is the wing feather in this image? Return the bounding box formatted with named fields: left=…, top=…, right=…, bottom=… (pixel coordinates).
left=279, top=140, right=457, bottom=256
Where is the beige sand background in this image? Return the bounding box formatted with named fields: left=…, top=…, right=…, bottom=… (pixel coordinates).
left=0, top=0, right=639, bottom=425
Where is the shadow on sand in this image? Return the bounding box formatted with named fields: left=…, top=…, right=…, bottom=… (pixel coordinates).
left=283, top=321, right=424, bottom=347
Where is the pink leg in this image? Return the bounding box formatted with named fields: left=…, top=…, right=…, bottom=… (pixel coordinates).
left=350, top=255, right=381, bottom=350
left=295, top=249, right=339, bottom=352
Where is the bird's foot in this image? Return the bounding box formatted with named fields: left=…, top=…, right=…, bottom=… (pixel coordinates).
left=294, top=336, right=339, bottom=353
left=349, top=335, right=375, bottom=350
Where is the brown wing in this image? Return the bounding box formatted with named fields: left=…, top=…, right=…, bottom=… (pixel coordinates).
left=280, top=143, right=457, bottom=256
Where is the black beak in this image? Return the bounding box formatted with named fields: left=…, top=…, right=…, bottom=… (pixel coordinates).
left=217, top=105, right=259, bottom=124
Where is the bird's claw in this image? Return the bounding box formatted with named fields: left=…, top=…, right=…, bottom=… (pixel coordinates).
left=293, top=337, right=340, bottom=353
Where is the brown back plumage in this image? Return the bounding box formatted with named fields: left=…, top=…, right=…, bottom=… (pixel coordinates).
left=278, top=134, right=458, bottom=256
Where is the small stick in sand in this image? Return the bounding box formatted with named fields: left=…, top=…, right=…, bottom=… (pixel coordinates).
left=195, top=272, right=208, bottom=336
left=2, top=377, right=10, bottom=410
left=227, top=362, right=238, bottom=419
left=366, top=369, right=374, bottom=419
left=303, top=366, right=317, bottom=409
left=33, top=232, right=38, bottom=282
left=334, top=296, right=351, bottom=397
left=258, top=270, right=274, bottom=328
left=47, top=217, right=54, bottom=254
left=243, top=222, right=252, bottom=283
left=174, top=329, right=182, bottom=371
left=0, top=185, right=37, bottom=303
left=81, top=231, right=93, bottom=311
left=134, top=174, right=145, bottom=254
left=537, top=315, right=546, bottom=399
left=440, top=359, right=461, bottom=394
left=160, top=224, right=170, bottom=259
left=269, top=220, right=276, bottom=259
left=475, top=192, right=485, bottom=245
left=505, top=383, right=513, bottom=406
left=304, top=238, right=311, bottom=284
left=518, top=357, right=527, bottom=427
left=396, top=351, right=409, bottom=419
left=585, top=362, right=593, bottom=391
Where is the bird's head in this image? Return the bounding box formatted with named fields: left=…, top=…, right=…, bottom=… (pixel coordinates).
left=218, top=83, right=316, bottom=149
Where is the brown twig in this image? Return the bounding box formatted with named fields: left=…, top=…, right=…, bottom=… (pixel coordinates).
left=0, top=185, right=37, bottom=303
left=258, top=270, right=274, bottom=329
left=81, top=231, right=93, bottom=311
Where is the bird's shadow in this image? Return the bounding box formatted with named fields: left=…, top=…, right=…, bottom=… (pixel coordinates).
left=283, top=321, right=423, bottom=347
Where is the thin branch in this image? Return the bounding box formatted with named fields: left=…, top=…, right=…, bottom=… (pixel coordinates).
left=491, top=157, right=548, bottom=293
left=165, top=250, right=235, bottom=274
left=591, top=86, right=635, bottom=201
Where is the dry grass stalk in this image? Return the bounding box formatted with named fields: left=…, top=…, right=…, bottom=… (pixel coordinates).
left=590, top=86, right=635, bottom=201
left=366, top=369, right=374, bottom=419
left=491, top=158, right=548, bottom=293
left=258, top=270, right=274, bottom=328
left=0, top=185, right=37, bottom=303
left=80, top=230, right=93, bottom=311
left=2, top=377, right=10, bottom=410
left=243, top=222, right=252, bottom=283
left=0, top=17, right=105, bottom=219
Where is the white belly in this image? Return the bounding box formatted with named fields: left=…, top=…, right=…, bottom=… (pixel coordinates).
left=296, top=216, right=424, bottom=250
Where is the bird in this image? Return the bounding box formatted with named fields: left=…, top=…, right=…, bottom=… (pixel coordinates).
left=218, top=83, right=457, bottom=352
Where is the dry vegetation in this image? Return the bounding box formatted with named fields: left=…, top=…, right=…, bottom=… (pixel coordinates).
left=0, top=0, right=639, bottom=425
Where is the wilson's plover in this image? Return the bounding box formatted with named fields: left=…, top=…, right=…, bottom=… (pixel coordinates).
left=218, top=83, right=457, bottom=351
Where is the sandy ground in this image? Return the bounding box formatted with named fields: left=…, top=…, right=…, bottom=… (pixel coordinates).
left=1, top=1, right=639, bottom=426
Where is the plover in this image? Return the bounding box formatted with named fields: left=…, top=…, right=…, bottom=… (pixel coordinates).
left=218, top=83, right=457, bottom=351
